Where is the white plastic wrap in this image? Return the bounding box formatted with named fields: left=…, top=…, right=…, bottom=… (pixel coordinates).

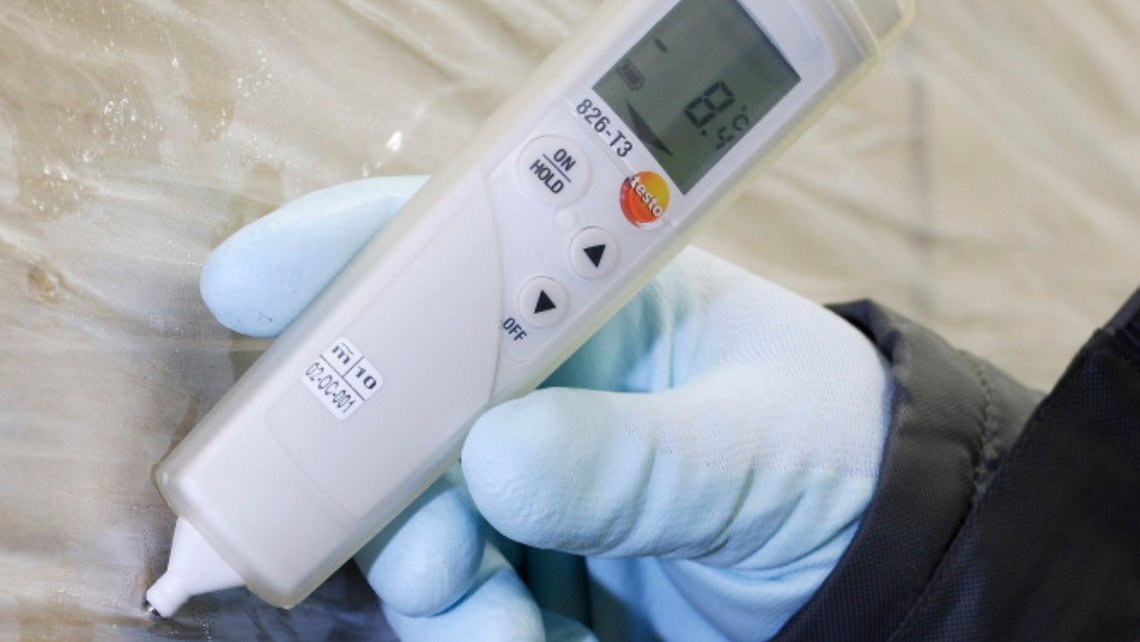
left=0, top=0, right=1136, bottom=638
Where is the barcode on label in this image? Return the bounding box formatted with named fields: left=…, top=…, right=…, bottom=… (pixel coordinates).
left=300, top=337, right=383, bottom=420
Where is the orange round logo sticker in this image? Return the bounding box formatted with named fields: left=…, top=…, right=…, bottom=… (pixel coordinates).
left=620, top=172, right=670, bottom=228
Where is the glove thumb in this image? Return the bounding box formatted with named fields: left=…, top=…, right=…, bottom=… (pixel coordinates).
left=462, top=368, right=883, bottom=569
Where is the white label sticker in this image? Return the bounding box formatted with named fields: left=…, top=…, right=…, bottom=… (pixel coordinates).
left=300, top=337, right=384, bottom=420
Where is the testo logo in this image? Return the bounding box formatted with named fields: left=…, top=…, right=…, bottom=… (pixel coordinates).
left=620, top=172, right=670, bottom=227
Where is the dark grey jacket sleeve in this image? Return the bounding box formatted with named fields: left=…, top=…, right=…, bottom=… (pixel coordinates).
left=773, top=297, right=1140, bottom=641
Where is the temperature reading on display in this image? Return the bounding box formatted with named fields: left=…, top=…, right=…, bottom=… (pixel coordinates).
left=595, top=0, right=801, bottom=193
left=684, top=81, right=736, bottom=129
left=683, top=81, right=751, bottom=152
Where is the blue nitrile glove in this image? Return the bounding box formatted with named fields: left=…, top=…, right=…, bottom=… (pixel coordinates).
left=201, top=177, right=894, bottom=641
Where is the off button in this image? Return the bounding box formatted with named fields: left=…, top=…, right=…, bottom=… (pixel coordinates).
left=519, top=277, right=569, bottom=328
left=518, top=136, right=591, bottom=207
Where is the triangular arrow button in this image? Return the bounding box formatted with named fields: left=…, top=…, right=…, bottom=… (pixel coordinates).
left=534, top=290, right=557, bottom=314
left=583, top=244, right=607, bottom=268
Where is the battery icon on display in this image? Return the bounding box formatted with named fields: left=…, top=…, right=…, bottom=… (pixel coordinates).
left=616, top=58, right=644, bottom=91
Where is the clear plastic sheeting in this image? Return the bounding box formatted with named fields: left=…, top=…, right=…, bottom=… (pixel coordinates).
left=0, top=0, right=1136, bottom=639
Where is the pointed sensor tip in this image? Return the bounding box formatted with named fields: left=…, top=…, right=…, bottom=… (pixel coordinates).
left=143, top=600, right=162, bottom=618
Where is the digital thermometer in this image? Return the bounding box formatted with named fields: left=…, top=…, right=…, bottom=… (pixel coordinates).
left=146, top=0, right=913, bottom=616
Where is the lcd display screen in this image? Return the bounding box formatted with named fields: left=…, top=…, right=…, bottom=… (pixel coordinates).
left=595, top=0, right=801, bottom=193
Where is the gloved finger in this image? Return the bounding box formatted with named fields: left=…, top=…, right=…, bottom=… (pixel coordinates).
left=542, top=247, right=889, bottom=394
left=463, top=364, right=888, bottom=568
left=541, top=609, right=599, bottom=642
left=383, top=543, right=545, bottom=642
left=200, top=176, right=428, bottom=337
left=544, top=247, right=849, bottom=394
left=354, top=467, right=484, bottom=618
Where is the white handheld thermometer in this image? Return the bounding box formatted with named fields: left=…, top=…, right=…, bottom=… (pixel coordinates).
left=146, top=0, right=913, bottom=616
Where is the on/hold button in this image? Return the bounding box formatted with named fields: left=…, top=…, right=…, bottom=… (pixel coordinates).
left=518, top=136, right=591, bottom=207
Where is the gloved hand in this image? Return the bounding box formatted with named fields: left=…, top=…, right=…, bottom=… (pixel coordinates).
left=201, top=177, right=894, bottom=641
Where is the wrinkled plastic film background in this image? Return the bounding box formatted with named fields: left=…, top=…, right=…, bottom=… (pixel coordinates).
left=0, top=0, right=1137, bottom=639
